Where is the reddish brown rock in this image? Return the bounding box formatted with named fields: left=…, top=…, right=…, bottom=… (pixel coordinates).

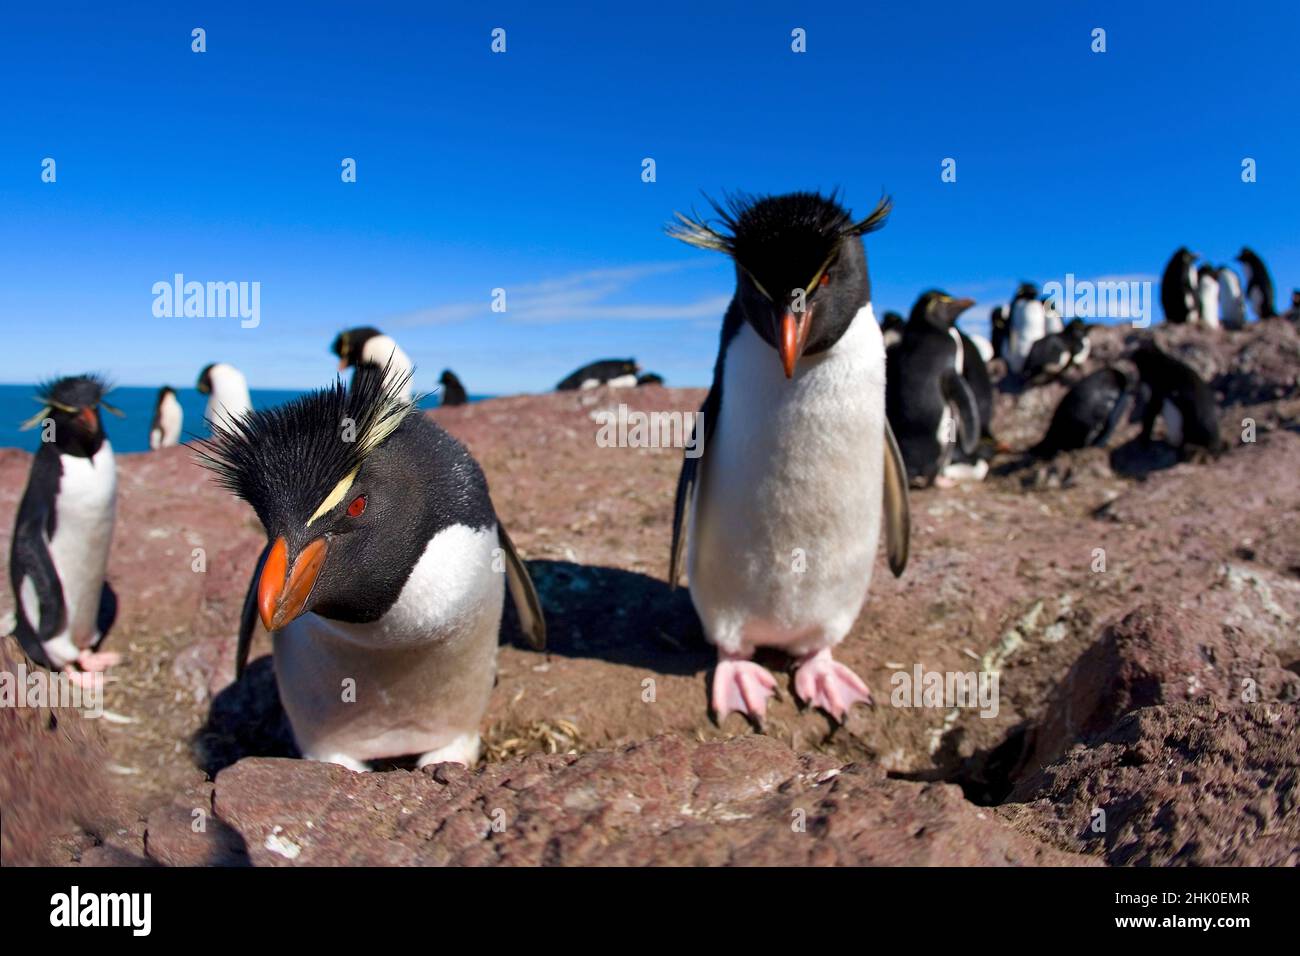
left=1005, top=701, right=1300, bottom=866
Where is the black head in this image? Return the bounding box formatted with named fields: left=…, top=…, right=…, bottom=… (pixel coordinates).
left=157, top=385, right=177, bottom=400
left=196, top=363, right=216, bottom=394
left=907, top=290, right=974, bottom=331
left=667, top=190, right=891, bottom=377
left=991, top=306, right=1008, bottom=330
left=196, top=369, right=426, bottom=630
left=23, top=374, right=122, bottom=456
left=881, top=310, right=905, bottom=332
left=1065, top=318, right=1090, bottom=340
left=438, top=369, right=461, bottom=386
left=331, top=326, right=384, bottom=370
left=1013, top=282, right=1040, bottom=302
left=1291, top=290, right=1300, bottom=308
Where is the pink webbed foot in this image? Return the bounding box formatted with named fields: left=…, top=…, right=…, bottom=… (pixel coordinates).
left=63, top=666, right=101, bottom=690
left=77, top=649, right=121, bottom=672
left=793, top=648, right=872, bottom=722
left=711, top=654, right=777, bottom=724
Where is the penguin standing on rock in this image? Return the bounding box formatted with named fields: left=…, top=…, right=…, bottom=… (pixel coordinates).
left=438, top=369, right=469, bottom=407
left=197, top=370, right=545, bottom=770
left=665, top=190, right=909, bottom=723
left=149, top=386, right=183, bottom=449
left=886, top=290, right=982, bottom=486
left=331, top=327, right=415, bottom=401
left=9, top=376, right=123, bottom=686
left=1218, top=266, right=1246, bottom=329
left=1196, top=266, right=1221, bottom=329
left=197, top=363, right=252, bottom=428
left=1007, top=283, right=1046, bottom=375
left=1160, top=247, right=1201, bottom=325
left=1236, top=248, right=1277, bottom=320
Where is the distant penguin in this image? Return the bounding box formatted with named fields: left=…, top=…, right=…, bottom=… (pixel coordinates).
left=1022, top=330, right=1074, bottom=382
left=989, top=305, right=1010, bottom=362
left=636, top=372, right=665, bottom=386
left=947, top=328, right=997, bottom=481
left=197, top=363, right=252, bottom=429
left=149, top=386, right=183, bottom=449
left=1007, top=283, right=1046, bottom=375
left=880, top=310, right=905, bottom=349
left=331, top=327, right=415, bottom=401
left=1236, top=248, right=1277, bottom=320
left=1160, top=247, right=1200, bottom=325
left=1132, top=341, right=1224, bottom=456
left=1030, top=368, right=1133, bottom=457
left=1217, top=266, right=1246, bottom=329
left=196, top=370, right=545, bottom=771
left=1286, top=290, right=1300, bottom=323
left=1043, top=295, right=1065, bottom=335
left=556, top=359, right=639, bottom=391
left=9, top=376, right=122, bottom=685
left=665, top=190, right=909, bottom=723
left=886, top=290, right=983, bottom=487
left=1196, top=266, right=1221, bottom=329
left=964, top=331, right=994, bottom=365
left=1064, top=318, right=1092, bottom=366
left=438, top=369, right=468, bottom=407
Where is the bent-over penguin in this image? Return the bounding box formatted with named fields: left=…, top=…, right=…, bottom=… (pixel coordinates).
left=1132, top=341, right=1224, bottom=456
left=1030, top=368, right=1133, bottom=457
left=438, top=369, right=469, bottom=407
left=665, top=190, right=909, bottom=723
left=331, top=327, right=415, bottom=401
left=197, top=370, right=545, bottom=770
left=556, top=359, right=640, bottom=391
left=8, top=376, right=124, bottom=685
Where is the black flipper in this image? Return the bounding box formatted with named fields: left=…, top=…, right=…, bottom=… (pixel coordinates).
left=669, top=381, right=720, bottom=589
left=235, top=541, right=271, bottom=679
left=8, top=478, right=65, bottom=671
left=882, top=419, right=911, bottom=577
left=499, top=524, right=546, bottom=650
left=93, top=581, right=118, bottom=650
left=1092, top=391, right=1134, bottom=448
left=941, top=369, right=981, bottom=456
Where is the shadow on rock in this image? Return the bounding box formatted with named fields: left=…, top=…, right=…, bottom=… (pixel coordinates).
left=527, top=560, right=711, bottom=675
left=192, top=657, right=297, bottom=778
left=1108, top=437, right=1180, bottom=477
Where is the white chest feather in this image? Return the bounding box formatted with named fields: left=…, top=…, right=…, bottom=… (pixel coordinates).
left=272, top=523, right=503, bottom=766
left=688, top=305, right=886, bottom=657
left=1197, top=276, right=1220, bottom=328
left=31, top=443, right=118, bottom=663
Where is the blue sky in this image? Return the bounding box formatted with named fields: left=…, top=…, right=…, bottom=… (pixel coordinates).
left=1, top=1, right=1296, bottom=393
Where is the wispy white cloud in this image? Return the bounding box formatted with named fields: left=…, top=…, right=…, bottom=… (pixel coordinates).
left=389, top=260, right=729, bottom=327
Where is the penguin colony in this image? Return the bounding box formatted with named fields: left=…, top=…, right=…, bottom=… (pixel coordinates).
left=5, top=193, right=1294, bottom=769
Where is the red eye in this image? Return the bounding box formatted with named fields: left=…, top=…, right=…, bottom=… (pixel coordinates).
left=820, top=274, right=831, bottom=287
left=346, top=495, right=367, bottom=518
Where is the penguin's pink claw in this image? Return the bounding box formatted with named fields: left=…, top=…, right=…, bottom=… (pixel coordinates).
left=793, top=649, right=872, bottom=722
left=711, top=657, right=777, bottom=723
left=76, top=649, right=121, bottom=672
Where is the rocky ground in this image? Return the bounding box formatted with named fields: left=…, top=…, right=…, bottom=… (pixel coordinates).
left=2, top=320, right=1298, bottom=866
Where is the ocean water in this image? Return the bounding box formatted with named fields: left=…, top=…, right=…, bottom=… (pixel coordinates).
left=0, top=384, right=486, bottom=455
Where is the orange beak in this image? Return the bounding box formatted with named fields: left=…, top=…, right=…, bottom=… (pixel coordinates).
left=337, top=357, right=349, bottom=371
left=779, top=311, right=812, bottom=379
left=257, top=536, right=329, bottom=631
left=79, top=407, right=99, bottom=431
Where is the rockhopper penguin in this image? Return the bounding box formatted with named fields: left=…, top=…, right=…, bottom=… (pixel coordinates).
left=197, top=363, right=252, bottom=429
left=197, top=370, right=545, bottom=770
left=886, top=290, right=983, bottom=487
left=331, top=327, right=415, bottom=401
left=665, top=190, right=910, bottom=723
left=8, top=376, right=124, bottom=685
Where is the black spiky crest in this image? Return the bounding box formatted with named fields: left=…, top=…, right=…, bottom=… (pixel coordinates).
left=666, top=190, right=891, bottom=298
left=22, top=374, right=122, bottom=429
left=195, top=367, right=417, bottom=534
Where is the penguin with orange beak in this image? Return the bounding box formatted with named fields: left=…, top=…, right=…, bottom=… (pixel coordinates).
left=197, top=369, right=544, bottom=770
left=9, top=375, right=124, bottom=685
left=665, top=191, right=910, bottom=724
